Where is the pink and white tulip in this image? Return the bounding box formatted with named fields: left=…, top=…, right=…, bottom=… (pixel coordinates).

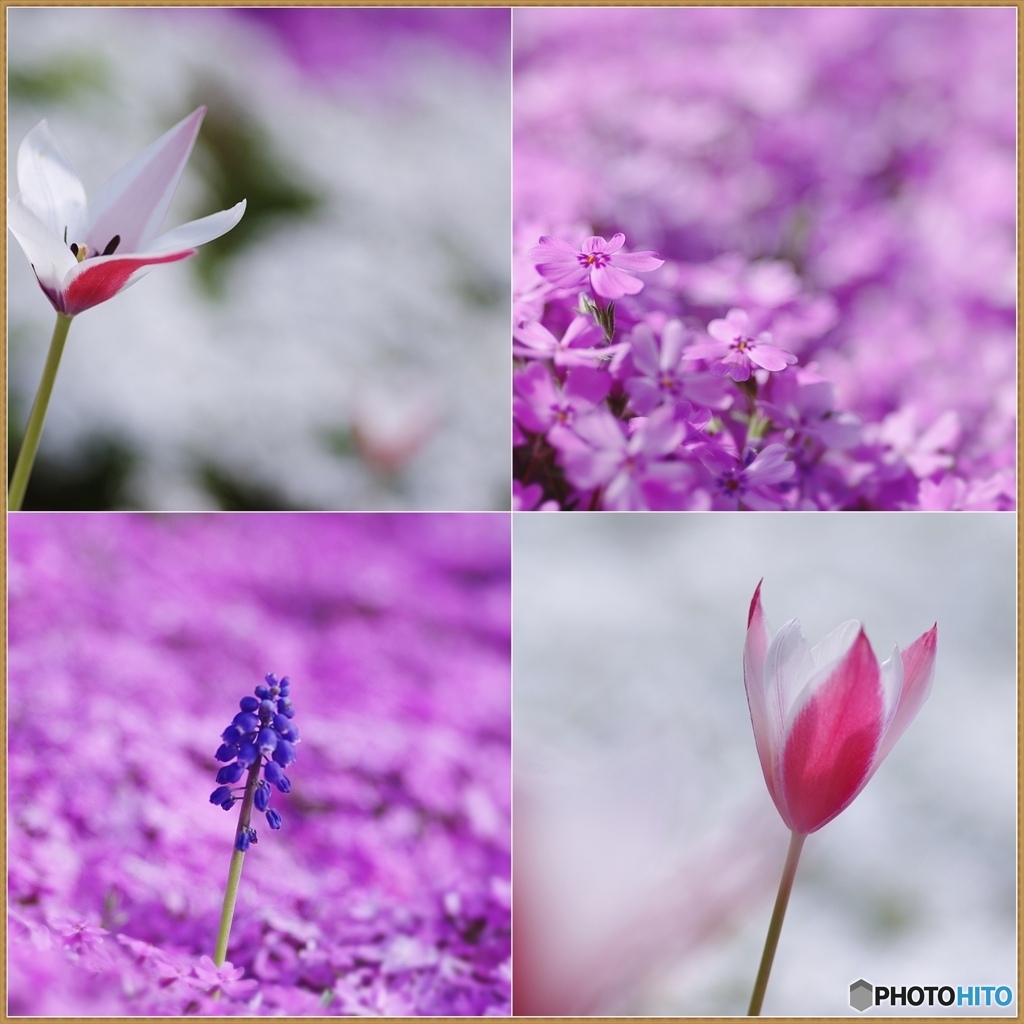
left=744, top=582, right=937, bottom=835
left=8, top=108, right=245, bottom=317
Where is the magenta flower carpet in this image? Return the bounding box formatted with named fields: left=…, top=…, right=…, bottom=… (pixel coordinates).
left=514, top=7, right=1015, bottom=511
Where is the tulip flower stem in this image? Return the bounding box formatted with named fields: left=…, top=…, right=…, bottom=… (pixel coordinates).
left=213, top=760, right=261, bottom=967
left=9, top=313, right=73, bottom=511
left=748, top=830, right=806, bottom=1016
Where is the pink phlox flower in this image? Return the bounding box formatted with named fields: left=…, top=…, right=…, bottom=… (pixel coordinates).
left=869, top=406, right=960, bottom=478
left=697, top=443, right=795, bottom=510
left=553, top=406, right=688, bottom=510
left=688, top=308, right=797, bottom=382
left=766, top=294, right=839, bottom=351
left=673, top=401, right=714, bottom=446
left=514, top=224, right=553, bottom=324
left=50, top=913, right=108, bottom=955
left=116, top=934, right=174, bottom=970
left=679, top=254, right=802, bottom=309
left=153, top=957, right=197, bottom=988
left=8, top=109, right=245, bottom=316
left=744, top=582, right=937, bottom=835
left=916, top=470, right=1015, bottom=511
left=193, top=954, right=258, bottom=999
left=761, top=367, right=862, bottom=452
left=529, top=232, right=664, bottom=299
left=9, top=909, right=55, bottom=952
left=512, top=480, right=559, bottom=512
left=513, top=314, right=623, bottom=367
left=514, top=361, right=611, bottom=435
left=624, top=320, right=688, bottom=414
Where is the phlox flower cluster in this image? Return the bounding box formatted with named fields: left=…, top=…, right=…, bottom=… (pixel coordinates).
left=513, top=7, right=1015, bottom=511
left=9, top=512, right=511, bottom=1015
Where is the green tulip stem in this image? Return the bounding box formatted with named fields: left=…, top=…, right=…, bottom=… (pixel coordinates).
left=9, top=312, right=74, bottom=510
left=748, top=830, right=806, bottom=1016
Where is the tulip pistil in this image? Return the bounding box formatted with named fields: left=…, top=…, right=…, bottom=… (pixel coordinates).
left=70, top=242, right=89, bottom=262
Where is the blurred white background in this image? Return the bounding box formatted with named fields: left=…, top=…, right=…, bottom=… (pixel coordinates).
left=8, top=7, right=509, bottom=510
left=514, top=512, right=1015, bottom=1016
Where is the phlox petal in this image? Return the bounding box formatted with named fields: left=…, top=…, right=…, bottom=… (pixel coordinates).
left=590, top=263, right=645, bottom=298
left=629, top=324, right=661, bottom=377
left=748, top=344, right=797, bottom=372
left=581, top=233, right=624, bottom=254
left=611, top=249, right=665, bottom=273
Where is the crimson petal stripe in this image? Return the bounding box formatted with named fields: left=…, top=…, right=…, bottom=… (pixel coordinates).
left=60, top=251, right=193, bottom=317
left=781, top=629, right=884, bottom=834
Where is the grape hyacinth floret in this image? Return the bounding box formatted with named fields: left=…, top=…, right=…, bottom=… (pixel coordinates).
left=210, top=673, right=298, bottom=967
left=208, top=673, right=298, bottom=835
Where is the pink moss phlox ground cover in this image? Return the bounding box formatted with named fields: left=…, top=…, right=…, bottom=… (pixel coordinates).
left=513, top=7, right=1015, bottom=511
left=9, top=513, right=511, bottom=1015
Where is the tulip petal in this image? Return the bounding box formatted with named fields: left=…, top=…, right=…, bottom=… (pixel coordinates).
left=16, top=120, right=88, bottom=242
left=8, top=196, right=78, bottom=302
left=145, top=200, right=247, bottom=255
left=765, top=618, right=815, bottom=743
left=60, top=251, right=193, bottom=317
left=86, top=107, right=206, bottom=255
left=877, top=642, right=904, bottom=735
left=743, top=581, right=781, bottom=808
left=781, top=629, right=884, bottom=833
left=872, top=624, right=937, bottom=770
left=808, top=619, right=861, bottom=673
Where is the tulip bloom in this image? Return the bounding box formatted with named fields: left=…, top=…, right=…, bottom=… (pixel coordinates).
left=9, top=108, right=244, bottom=317
left=7, top=108, right=245, bottom=510
left=743, top=581, right=936, bottom=1015
left=744, top=581, right=937, bottom=834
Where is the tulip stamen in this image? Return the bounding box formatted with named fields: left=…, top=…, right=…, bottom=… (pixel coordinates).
left=102, top=235, right=121, bottom=256
left=69, top=242, right=89, bottom=262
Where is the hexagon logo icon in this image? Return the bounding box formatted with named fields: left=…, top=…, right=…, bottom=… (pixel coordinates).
left=850, top=979, right=873, bottom=1012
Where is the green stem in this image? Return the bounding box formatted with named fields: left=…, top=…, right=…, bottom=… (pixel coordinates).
left=748, top=830, right=806, bottom=1016
left=213, top=760, right=262, bottom=967
left=9, top=313, right=73, bottom=511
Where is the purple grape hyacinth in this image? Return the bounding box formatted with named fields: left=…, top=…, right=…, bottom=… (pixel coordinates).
left=210, top=674, right=298, bottom=838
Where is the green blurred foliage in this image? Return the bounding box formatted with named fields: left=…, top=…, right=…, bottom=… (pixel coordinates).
left=8, top=419, right=137, bottom=510
left=9, top=52, right=109, bottom=104
left=198, top=460, right=305, bottom=511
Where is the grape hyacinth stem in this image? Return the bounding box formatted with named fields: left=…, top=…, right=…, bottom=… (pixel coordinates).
left=213, top=759, right=262, bottom=967
left=748, top=830, right=806, bottom=1015
left=9, top=313, right=73, bottom=511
